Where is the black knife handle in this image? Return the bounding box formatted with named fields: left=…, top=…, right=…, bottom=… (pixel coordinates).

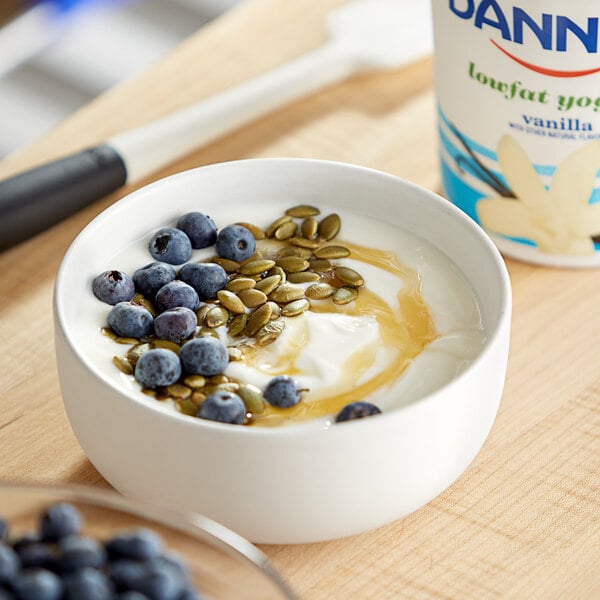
left=0, top=144, right=127, bottom=251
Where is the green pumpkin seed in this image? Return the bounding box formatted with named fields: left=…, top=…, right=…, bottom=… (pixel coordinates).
left=301, top=217, right=318, bottom=239
left=306, top=282, right=336, bottom=299
left=113, top=356, right=133, bottom=375
left=142, top=388, right=157, bottom=397
left=332, top=287, right=359, bottom=305
left=318, top=213, right=341, bottom=240
left=308, top=258, right=332, bottom=272
left=244, top=303, right=273, bottom=336
left=266, top=215, right=293, bottom=238
left=314, top=245, right=351, bottom=259
left=276, top=256, right=310, bottom=273
left=101, top=327, right=117, bottom=340
left=274, top=220, right=298, bottom=240
left=237, top=383, right=265, bottom=414
left=238, top=288, right=268, bottom=308
left=236, top=222, right=266, bottom=240
left=208, top=374, right=229, bottom=385
left=228, top=313, right=248, bottom=337
left=217, top=290, right=246, bottom=314
left=198, top=327, right=219, bottom=339
left=196, top=304, right=211, bottom=324
left=269, top=284, right=305, bottom=303
left=225, top=277, right=256, bottom=292
left=267, top=266, right=287, bottom=285
left=206, top=306, right=230, bottom=327
left=214, top=382, right=240, bottom=393
left=285, top=204, right=320, bottom=218
left=277, top=246, right=313, bottom=259
left=289, top=236, right=320, bottom=249
left=239, top=259, right=276, bottom=276
left=166, top=384, right=192, bottom=399
left=256, top=320, right=285, bottom=346
left=126, top=342, right=154, bottom=366
left=334, top=266, right=364, bottom=288
left=133, top=294, right=156, bottom=316
left=184, top=375, right=206, bottom=388
left=154, top=339, right=181, bottom=353
left=254, top=274, right=281, bottom=295
left=282, top=298, right=310, bottom=317
left=287, top=271, right=321, bottom=284
left=211, top=257, right=241, bottom=273
left=115, top=336, right=140, bottom=345
left=266, top=301, right=281, bottom=319
left=177, top=399, right=198, bottom=416
left=191, top=391, right=207, bottom=404
left=227, top=346, right=244, bottom=361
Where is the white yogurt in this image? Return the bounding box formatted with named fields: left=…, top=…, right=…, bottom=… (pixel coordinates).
left=82, top=206, right=486, bottom=426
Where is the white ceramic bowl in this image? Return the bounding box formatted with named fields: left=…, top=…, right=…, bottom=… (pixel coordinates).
left=54, top=159, right=511, bottom=544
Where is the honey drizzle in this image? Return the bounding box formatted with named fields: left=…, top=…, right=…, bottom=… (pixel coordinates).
left=251, top=241, right=438, bottom=426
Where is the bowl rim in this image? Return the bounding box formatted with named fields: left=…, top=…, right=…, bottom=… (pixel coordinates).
left=0, top=480, right=296, bottom=598
left=54, top=157, right=512, bottom=437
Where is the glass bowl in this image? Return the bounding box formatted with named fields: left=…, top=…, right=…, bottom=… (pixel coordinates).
left=0, top=482, right=295, bottom=599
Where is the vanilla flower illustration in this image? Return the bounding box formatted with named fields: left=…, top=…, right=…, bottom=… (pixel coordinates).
left=476, top=135, right=600, bottom=255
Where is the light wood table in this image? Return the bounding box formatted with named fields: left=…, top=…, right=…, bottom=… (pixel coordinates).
left=0, top=1, right=598, bottom=598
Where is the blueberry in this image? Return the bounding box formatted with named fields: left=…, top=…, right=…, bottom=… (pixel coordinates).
left=178, top=263, right=227, bottom=301
left=263, top=375, right=301, bottom=408
left=108, top=559, right=145, bottom=590
left=0, top=588, right=15, bottom=599
left=58, top=536, right=106, bottom=572
left=117, top=593, right=149, bottom=600
left=105, top=529, right=162, bottom=561
left=155, top=281, right=200, bottom=313
left=93, top=270, right=135, bottom=305
left=40, top=503, right=82, bottom=542
left=0, top=543, right=19, bottom=584
left=148, top=228, right=192, bottom=265
left=176, top=213, right=217, bottom=250
left=177, top=588, right=203, bottom=600
left=179, top=338, right=228, bottom=376
left=11, top=533, right=39, bottom=553
left=153, top=307, right=197, bottom=344
left=335, top=401, right=381, bottom=422
left=0, top=518, right=8, bottom=543
left=215, top=225, right=255, bottom=262
left=12, top=568, right=63, bottom=600
left=107, top=303, right=154, bottom=339
left=133, top=263, right=176, bottom=298
left=198, top=392, right=246, bottom=425
left=16, top=542, right=56, bottom=570
left=127, top=561, right=185, bottom=600
left=147, top=554, right=189, bottom=583
left=63, top=568, right=114, bottom=600
left=134, top=349, right=181, bottom=389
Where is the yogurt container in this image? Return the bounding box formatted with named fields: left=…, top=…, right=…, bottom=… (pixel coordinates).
left=433, top=0, right=600, bottom=267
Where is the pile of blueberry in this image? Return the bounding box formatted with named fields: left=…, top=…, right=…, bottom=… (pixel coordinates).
left=92, top=212, right=302, bottom=425
left=0, top=502, right=203, bottom=599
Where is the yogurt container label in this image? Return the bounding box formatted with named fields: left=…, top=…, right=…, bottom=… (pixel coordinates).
left=433, top=0, right=600, bottom=266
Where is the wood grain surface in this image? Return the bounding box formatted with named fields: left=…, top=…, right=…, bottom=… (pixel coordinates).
left=0, top=1, right=598, bottom=598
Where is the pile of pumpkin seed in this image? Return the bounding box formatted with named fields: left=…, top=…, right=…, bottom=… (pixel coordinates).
left=104, top=204, right=366, bottom=421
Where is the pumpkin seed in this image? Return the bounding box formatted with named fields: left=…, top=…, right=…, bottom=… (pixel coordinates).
left=228, top=313, right=248, bottom=337
left=115, top=336, right=140, bottom=345
left=244, top=303, right=273, bottom=336
left=285, top=204, right=320, bottom=218
left=238, top=288, right=268, bottom=308
left=314, top=245, right=351, bottom=259
left=236, top=222, right=266, bottom=240
left=126, top=342, right=154, bottom=366
left=237, top=383, right=265, bottom=414
left=306, top=282, right=336, bottom=299
left=153, top=339, right=181, bottom=353
left=318, top=213, right=341, bottom=240
left=277, top=246, right=313, bottom=259
left=214, top=382, right=240, bottom=393
left=166, top=384, right=192, bottom=399
left=289, top=236, right=320, bottom=249
left=301, top=217, right=318, bottom=239
left=274, top=220, right=298, bottom=240
left=133, top=294, right=156, bottom=316
left=217, top=290, right=246, bottom=314
left=308, top=258, right=332, bottom=272
left=191, top=391, right=207, bottom=404
left=208, top=374, right=230, bottom=385
left=211, top=257, right=241, bottom=273
left=142, top=388, right=157, bottom=397
left=266, top=215, right=293, bottom=238
left=113, top=356, right=133, bottom=375
left=276, top=256, right=310, bottom=273
left=101, top=327, right=117, bottom=340
left=239, top=259, right=276, bottom=276
left=198, top=327, right=219, bottom=338
left=206, top=306, right=230, bottom=327
left=333, top=287, right=359, bottom=305
left=255, top=274, right=281, bottom=295
left=269, top=284, right=305, bottom=303
left=334, top=266, right=364, bottom=288
left=256, top=320, right=285, bottom=346
left=225, top=277, right=256, bottom=292
left=196, top=304, right=211, bottom=324
left=227, top=346, right=244, bottom=361
left=287, top=271, right=321, bottom=284
left=177, top=399, right=198, bottom=416
left=267, top=266, right=287, bottom=285
left=282, top=298, right=310, bottom=317
left=184, top=375, right=206, bottom=388
left=266, top=301, right=281, bottom=319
